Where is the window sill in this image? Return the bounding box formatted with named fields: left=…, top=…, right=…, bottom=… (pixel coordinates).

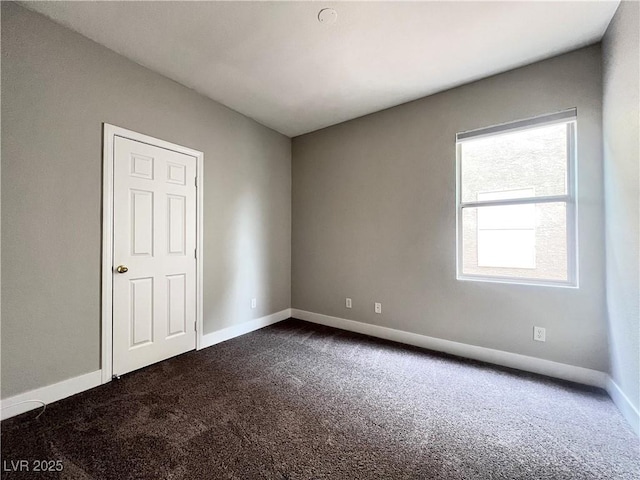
left=457, top=274, right=578, bottom=289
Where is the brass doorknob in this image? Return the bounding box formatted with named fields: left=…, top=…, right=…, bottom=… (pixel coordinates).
left=116, top=265, right=128, bottom=274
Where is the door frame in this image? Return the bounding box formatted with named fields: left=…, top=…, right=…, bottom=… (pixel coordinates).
left=101, top=124, right=204, bottom=384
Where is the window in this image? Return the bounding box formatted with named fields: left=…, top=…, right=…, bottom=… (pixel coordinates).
left=456, top=110, right=577, bottom=287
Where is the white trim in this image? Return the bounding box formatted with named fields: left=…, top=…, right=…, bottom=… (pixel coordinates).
left=101, top=124, right=204, bottom=384
left=455, top=140, right=463, bottom=283
left=0, top=309, right=291, bottom=421
left=457, top=273, right=578, bottom=289
left=566, top=119, right=579, bottom=288
left=1, top=371, right=102, bottom=420
left=3, top=312, right=637, bottom=437
left=102, top=124, right=115, bottom=384
left=291, top=309, right=607, bottom=388
left=195, top=151, right=204, bottom=351
left=199, top=309, right=291, bottom=350
left=456, top=108, right=577, bottom=142
left=606, top=377, right=640, bottom=436
left=460, top=194, right=570, bottom=209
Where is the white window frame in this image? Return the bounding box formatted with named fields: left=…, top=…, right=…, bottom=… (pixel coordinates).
left=455, top=109, right=578, bottom=288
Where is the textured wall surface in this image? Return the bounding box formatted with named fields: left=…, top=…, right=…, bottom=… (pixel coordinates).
left=293, top=46, right=608, bottom=371
left=603, top=0, right=640, bottom=417
left=1, top=3, right=291, bottom=398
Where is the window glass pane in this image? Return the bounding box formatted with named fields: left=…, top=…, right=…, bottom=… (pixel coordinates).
left=462, top=202, right=568, bottom=282
left=478, top=230, right=536, bottom=269
left=477, top=190, right=536, bottom=269
left=460, top=123, right=567, bottom=203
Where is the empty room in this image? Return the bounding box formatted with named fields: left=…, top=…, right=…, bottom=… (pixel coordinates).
left=1, top=1, right=639, bottom=478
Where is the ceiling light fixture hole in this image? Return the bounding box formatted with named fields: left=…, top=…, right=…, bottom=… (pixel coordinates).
left=318, top=8, right=337, bottom=25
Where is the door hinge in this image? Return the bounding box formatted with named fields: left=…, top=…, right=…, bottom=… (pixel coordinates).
left=194, top=321, right=197, bottom=332
left=195, top=176, right=198, bottom=187
left=194, top=248, right=197, bottom=259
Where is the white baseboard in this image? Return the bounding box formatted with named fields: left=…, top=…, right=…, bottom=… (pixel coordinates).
left=3, top=310, right=636, bottom=437
left=199, top=308, right=291, bottom=350
left=606, top=377, right=640, bottom=435
left=1, top=310, right=291, bottom=422
left=291, top=309, right=608, bottom=389
left=1, top=370, right=102, bottom=421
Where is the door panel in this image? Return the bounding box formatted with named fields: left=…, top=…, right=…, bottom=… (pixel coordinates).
left=167, top=274, right=187, bottom=337
left=113, top=136, right=197, bottom=377
left=167, top=195, right=186, bottom=255
left=130, top=277, right=154, bottom=347
left=131, top=190, right=154, bottom=256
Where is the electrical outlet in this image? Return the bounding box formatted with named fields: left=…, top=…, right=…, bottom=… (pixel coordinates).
left=374, top=302, right=382, bottom=314
left=251, top=298, right=257, bottom=309
left=533, top=326, right=546, bottom=342
left=346, top=298, right=352, bottom=309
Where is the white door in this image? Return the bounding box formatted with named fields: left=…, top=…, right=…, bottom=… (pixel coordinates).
left=112, top=136, right=197, bottom=377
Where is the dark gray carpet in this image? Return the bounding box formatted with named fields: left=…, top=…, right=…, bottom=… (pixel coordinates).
left=2, top=319, right=639, bottom=479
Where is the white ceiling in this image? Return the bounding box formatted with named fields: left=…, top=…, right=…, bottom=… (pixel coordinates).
left=23, top=1, right=620, bottom=137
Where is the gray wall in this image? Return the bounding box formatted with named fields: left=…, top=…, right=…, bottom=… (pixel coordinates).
left=603, top=1, right=640, bottom=414
left=292, top=46, right=608, bottom=372
left=1, top=3, right=291, bottom=398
